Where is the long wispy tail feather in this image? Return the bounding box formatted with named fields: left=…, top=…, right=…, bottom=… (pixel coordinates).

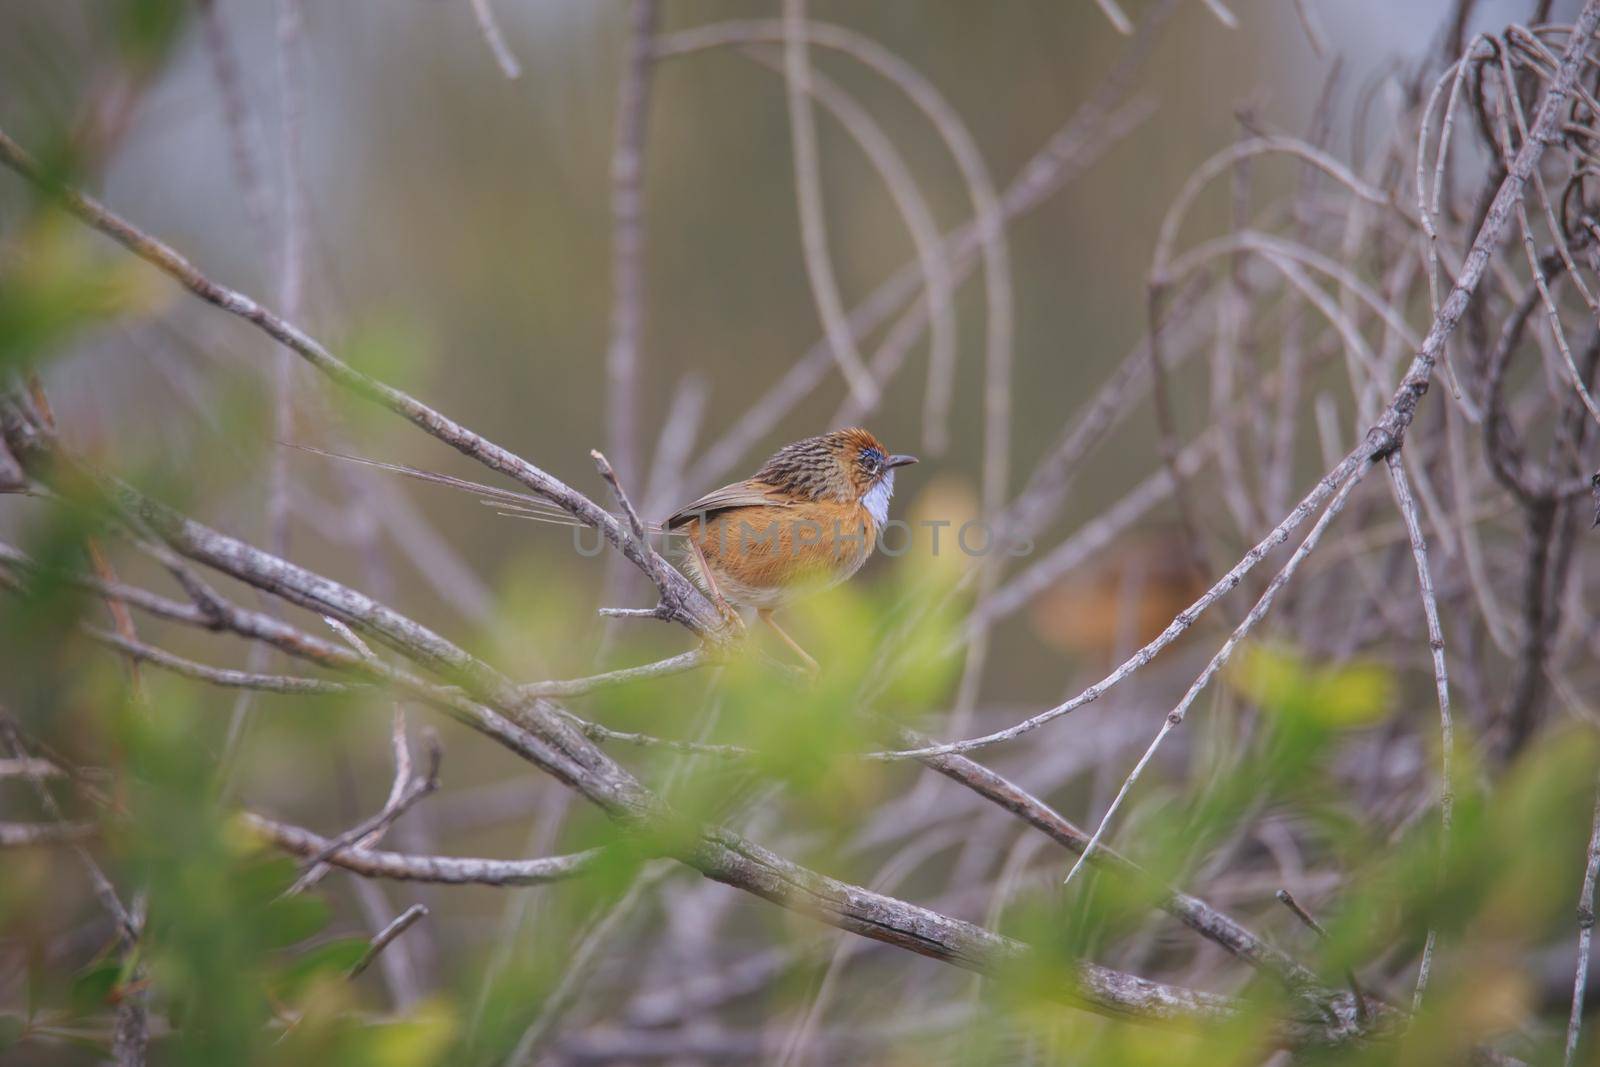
left=283, top=442, right=674, bottom=533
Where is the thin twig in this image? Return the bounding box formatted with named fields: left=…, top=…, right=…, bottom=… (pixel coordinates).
left=1384, top=453, right=1455, bottom=1009
left=1291, top=0, right=1328, bottom=56
left=0, top=715, right=137, bottom=944
left=348, top=904, right=430, bottom=980
left=521, top=648, right=707, bottom=698
left=83, top=626, right=352, bottom=694
left=1274, top=889, right=1369, bottom=1022
left=604, top=0, right=659, bottom=488
left=468, top=0, right=522, bottom=79
left=287, top=714, right=441, bottom=895
left=1061, top=461, right=1369, bottom=888
left=0, top=820, right=96, bottom=847
left=1091, top=0, right=1134, bottom=34
left=246, top=814, right=603, bottom=885
left=1565, top=773, right=1600, bottom=1067
left=592, top=449, right=677, bottom=606
left=781, top=0, right=879, bottom=408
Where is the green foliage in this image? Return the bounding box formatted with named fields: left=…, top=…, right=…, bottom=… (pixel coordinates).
left=943, top=642, right=1599, bottom=1066
left=110, top=0, right=189, bottom=72
left=330, top=317, right=432, bottom=431
left=270, top=938, right=372, bottom=1002
left=1230, top=641, right=1396, bottom=730
left=66, top=959, right=124, bottom=1018
left=0, top=213, right=167, bottom=377
left=0, top=1014, right=23, bottom=1052
left=24, top=682, right=453, bottom=1066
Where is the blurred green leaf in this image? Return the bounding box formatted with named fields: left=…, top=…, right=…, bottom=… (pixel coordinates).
left=1229, top=641, right=1395, bottom=728
left=67, top=958, right=123, bottom=1017
left=0, top=1015, right=23, bottom=1052
left=273, top=938, right=370, bottom=1002
left=0, top=213, right=169, bottom=375
left=348, top=317, right=428, bottom=384
left=260, top=893, right=332, bottom=951
left=112, top=0, right=189, bottom=70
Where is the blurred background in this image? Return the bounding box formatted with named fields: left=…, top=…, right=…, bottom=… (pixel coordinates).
left=0, top=0, right=1520, bottom=696
left=4, top=1, right=1600, bottom=1064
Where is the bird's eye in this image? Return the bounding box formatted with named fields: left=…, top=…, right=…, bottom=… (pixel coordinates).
left=861, top=447, right=883, bottom=473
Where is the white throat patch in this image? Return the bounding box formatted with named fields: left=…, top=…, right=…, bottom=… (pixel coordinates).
left=862, top=470, right=895, bottom=528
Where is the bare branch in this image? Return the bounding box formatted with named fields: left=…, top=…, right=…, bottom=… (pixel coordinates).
left=1061, top=460, right=1369, bottom=888
left=348, top=903, right=430, bottom=980
left=1091, top=0, right=1134, bottom=35
left=1566, top=773, right=1600, bottom=1067
left=246, top=814, right=602, bottom=886
left=468, top=0, right=522, bottom=79
left=1385, top=453, right=1455, bottom=1008
left=82, top=626, right=352, bottom=694
left=0, top=820, right=96, bottom=847
left=522, top=648, right=708, bottom=698
left=780, top=0, right=879, bottom=411
left=604, top=0, right=659, bottom=488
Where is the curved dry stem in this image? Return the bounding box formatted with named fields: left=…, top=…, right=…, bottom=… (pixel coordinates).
left=781, top=0, right=880, bottom=409
left=658, top=19, right=1011, bottom=478
left=737, top=46, right=957, bottom=446
left=247, top=814, right=602, bottom=886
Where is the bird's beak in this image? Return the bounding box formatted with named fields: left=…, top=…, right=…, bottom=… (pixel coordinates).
left=886, top=453, right=918, bottom=469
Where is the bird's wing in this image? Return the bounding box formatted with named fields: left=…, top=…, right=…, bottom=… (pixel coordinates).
left=666, top=480, right=792, bottom=529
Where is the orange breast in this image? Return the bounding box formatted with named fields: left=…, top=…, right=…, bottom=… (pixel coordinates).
left=682, top=499, right=876, bottom=604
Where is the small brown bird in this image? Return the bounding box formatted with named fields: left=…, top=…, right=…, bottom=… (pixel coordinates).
left=665, top=428, right=917, bottom=671
left=299, top=428, right=916, bottom=672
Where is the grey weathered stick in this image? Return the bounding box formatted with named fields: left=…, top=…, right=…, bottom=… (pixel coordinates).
left=885, top=720, right=1338, bottom=1005
left=271, top=0, right=306, bottom=563
left=197, top=0, right=273, bottom=242
left=83, top=626, right=352, bottom=694
left=247, top=814, right=604, bottom=885
left=1385, top=453, right=1455, bottom=1009
left=287, top=721, right=441, bottom=894
left=0, top=757, right=65, bottom=779
left=780, top=0, right=878, bottom=408
left=1566, top=774, right=1600, bottom=1067
left=1061, top=460, right=1369, bottom=889
left=605, top=0, right=660, bottom=488
left=1275, top=889, right=1369, bottom=1022
left=348, top=904, right=430, bottom=980
left=592, top=449, right=677, bottom=606
left=1091, top=0, right=1134, bottom=34
left=522, top=648, right=707, bottom=698
left=468, top=0, right=521, bottom=79
left=0, top=820, right=96, bottom=847
left=0, top=714, right=137, bottom=945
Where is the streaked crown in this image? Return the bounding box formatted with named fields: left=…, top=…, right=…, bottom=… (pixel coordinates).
left=755, top=428, right=915, bottom=502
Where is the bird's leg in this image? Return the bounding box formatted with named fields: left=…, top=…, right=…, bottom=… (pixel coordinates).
left=758, top=608, right=819, bottom=676
left=688, top=536, right=743, bottom=633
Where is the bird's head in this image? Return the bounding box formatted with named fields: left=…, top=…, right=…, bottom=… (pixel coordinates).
left=829, top=427, right=917, bottom=500
left=756, top=428, right=916, bottom=523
